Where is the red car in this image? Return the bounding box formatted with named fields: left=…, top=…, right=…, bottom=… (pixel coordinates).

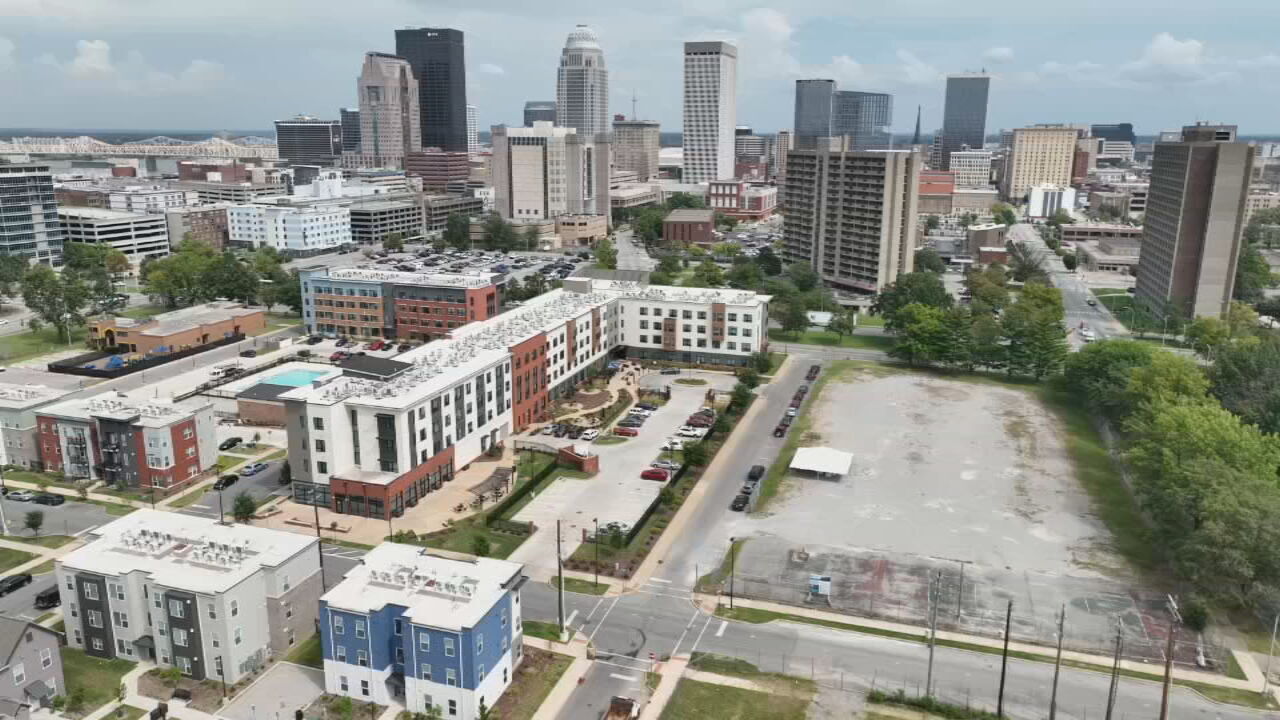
left=330, top=351, right=350, bottom=362
left=367, top=340, right=385, bottom=351
left=614, top=426, right=639, bottom=437
left=640, top=468, right=669, bottom=481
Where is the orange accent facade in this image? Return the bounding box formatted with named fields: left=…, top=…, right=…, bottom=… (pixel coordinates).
left=312, top=292, right=386, bottom=338
left=90, top=310, right=265, bottom=354
left=330, top=446, right=456, bottom=520
left=510, top=333, right=549, bottom=432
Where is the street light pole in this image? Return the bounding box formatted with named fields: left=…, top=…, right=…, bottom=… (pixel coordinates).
left=593, top=517, right=599, bottom=591
left=728, top=536, right=736, bottom=610
left=1049, top=605, right=1065, bottom=720
left=996, top=599, right=1012, bottom=717
left=1159, top=596, right=1182, bottom=720
left=1263, top=614, right=1278, bottom=697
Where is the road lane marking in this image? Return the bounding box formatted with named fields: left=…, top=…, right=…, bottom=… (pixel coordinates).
left=566, top=609, right=579, bottom=627
left=715, top=621, right=727, bottom=638
left=690, top=612, right=715, bottom=655
left=649, top=577, right=672, bottom=584
left=667, top=609, right=700, bottom=659
left=587, top=596, right=621, bottom=644
left=609, top=673, right=639, bottom=682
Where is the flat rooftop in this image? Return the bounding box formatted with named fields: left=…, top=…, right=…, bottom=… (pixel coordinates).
left=40, top=391, right=209, bottom=427
left=58, top=207, right=158, bottom=221
left=665, top=208, right=714, bottom=222
left=322, top=542, right=523, bottom=630
left=105, top=301, right=261, bottom=336
left=0, top=383, right=78, bottom=412
left=320, top=267, right=499, bottom=289
left=59, top=509, right=316, bottom=595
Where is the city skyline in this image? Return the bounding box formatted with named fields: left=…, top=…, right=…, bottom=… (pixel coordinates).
left=3, top=1, right=1279, bottom=133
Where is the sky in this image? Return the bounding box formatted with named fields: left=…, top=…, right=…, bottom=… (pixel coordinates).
left=1, top=0, right=1279, bottom=136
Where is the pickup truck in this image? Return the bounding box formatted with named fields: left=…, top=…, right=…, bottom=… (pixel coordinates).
left=603, top=697, right=639, bottom=719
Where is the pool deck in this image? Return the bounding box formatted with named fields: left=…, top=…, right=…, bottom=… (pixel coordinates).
left=217, top=361, right=341, bottom=394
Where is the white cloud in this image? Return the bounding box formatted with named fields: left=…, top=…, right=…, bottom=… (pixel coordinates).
left=37, top=39, right=227, bottom=95
left=1118, top=32, right=1221, bottom=84
left=477, top=63, right=505, bottom=75
left=982, top=47, right=1014, bottom=64
left=896, top=49, right=940, bottom=85
left=0, top=37, right=15, bottom=72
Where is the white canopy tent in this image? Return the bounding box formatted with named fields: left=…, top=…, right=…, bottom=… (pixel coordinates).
left=789, top=447, right=854, bottom=478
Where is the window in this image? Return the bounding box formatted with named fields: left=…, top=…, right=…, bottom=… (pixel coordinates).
left=476, top=634, right=483, bottom=654
left=742, top=344, right=752, bottom=353
left=234, top=627, right=242, bottom=645
left=639, top=307, right=648, bottom=315
left=317, top=461, right=328, bottom=474
left=92, top=638, right=103, bottom=652
left=355, top=620, right=366, bottom=639
left=698, top=311, right=707, bottom=319
left=84, top=583, right=99, bottom=601
left=333, top=616, right=344, bottom=635
left=313, top=417, right=324, bottom=430
left=395, top=647, right=404, bottom=664
left=230, top=600, right=238, bottom=617
left=315, top=439, right=326, bottom=452
left=336, top=646, right=346, bottom=662
left=110, top=583, right=125, bottom=601
left=168, top=599, right=184, bottom=618
left=87, top=610, right=103, bottom=629
left=340, top=676, right=349, bottom=692
left=728, top=313, right=738, bottom=321
left=418, top=633, right=429, bottom=651
left=682, top=339, right=691, bottom=347
left=212, top=635, right=220, bottom=649
left=112, top=611, right=129, bottom=628
left=444, top=638, right=455, bottom=657
left=743, top=313, right=753, bottom=323
left=477, top=663, right=485, bottom=679
left=12, top=663, right=24, bottom=685
left=158, top=622, right=167, bottom=637
left=445, top=669, right=457, bottom=687
left=177, top=657, right=192, bottom=674
left=420, top=664, right=432, bottom=681
left=448, top=699, right=457, bottom=716
left=356, top=649, right=368, bottom=667
left=173, top=628, right=189, bottom=647
left=742, top=328, right=753, bottom=337
left=682, top=310, right=692, bottom=319
left=39, top=648, right=51, bottom=669
left=501, top=609, right=508, bottom=628
left=360, top=680, right=369, bottom=697
left=502, top=634, right=509, bottom=651
left=394, top=619, right=402, bottom=636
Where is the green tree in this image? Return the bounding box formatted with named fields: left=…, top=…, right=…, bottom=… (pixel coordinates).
left=477, top=698, right=492, bottom=720
left=924, top=215, right=941, bottom=232
left=272, top=269, right=304, bottom=315
left=471, top=535, right=491, bottom=557
left=991, top=203, right=1018, bottom=226
left=204, top=251, right=260, bottom=303
left=632, top=208, right=666, bottom=245
left=889, top=303, right=949, bottom=366
left=1236, top=242, right=1278, bottom=303
left=1225, top=300, right=1260, bottom=339
left=777, top=301, right=809, bottom=337
left=826, top=308, right=856, bottom=342
left=737, top=368, right=761, bottom=389
left=444, top=213, right=471, bottom=250
left=969, top=314, right=1005, bottom=371
left=594, top=237, right=618, bottom=269
left=712, top=242, right=742, bottom=259
left=1127, top=351, right=1211, bottom=412
left=729, top=382, right=753, bottom=412
left=1046, top=209, right=1075, bottom=228
left=482, top=213, right=517, bottom=250
left=1061, top=252, right=1079, bottom=271
left=667, top=192, right=706, bottom=209
left=681, top=441, right=708, bottom=467
left=21, top=264, right=89, bottom=342
left=749, top=351, right=772, bottom=374
left=872, top=272, right=953, bottom=331
left=23, top=510, right=43, bottom=536
left=913, top=248, right=946, bottom=274
left=755, top=247, right=783, bottom=276
left=1001, top=284, right=1067, bottom=379
left=232, top=492, right=256, bottom=523
left=1063, top=339, right=1156, bottom=421
left=964, top=264, right=1010, bottom=314
left=940, top=306, right=976, bottom=369
left=1006, top=242, right=1050, bottom=284
left=786, top=263, right=820, bottom=292
left=691, top=259, right=725, bottom=287
left=522, top=224, right=541, bottom=250
left=726, top=260, right=763, bottom=289
left=143, top=239, right=218, bottom=308
left=1185, top=316, right=1231, bottom=358
left=1210, top=333, right=1280, bottom=434
left=382, top=232, right=405, bottom=251
left=714, top=213, right=738, bottom=231
left=0, top=255, right=25, bottom=307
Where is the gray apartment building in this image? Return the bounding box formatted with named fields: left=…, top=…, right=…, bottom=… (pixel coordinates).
left=612, top=119, right=661, bottom=181
left=782, top=146, right=921, bottom=293
left=1136, top=124, right=1253, bottom=318
left=939, top=74, right=991, bottom=170
left=0, top=617, right=65, bottom=718
left=0, top=381, right=79, bottom=471
left=0, top=163, right=64, bottom=265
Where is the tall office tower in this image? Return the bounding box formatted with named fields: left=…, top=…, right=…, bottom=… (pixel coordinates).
left=613, top=119, right=661, bottom=181
left=835, top=91, right=893, bottom=150
left=1136, top=123, right=1253, bottom=318
left=1091, top=123, right=1136, bottom=145
left=793, top=79, right=836, bottom=151
left=339, top=108, right=361, bottom=153
left=1000, top=124, right=1078, bottom=200
left=555, top=25, right=609, bottom=137
left=349, top=52, right=421, bottom=169
left=782, top=146, right=920, bottom=293
left=466, top=105, right=479, bottom=154
left=490, top=121, right=611, bottom=221
left=682, top=41, right=738, bottom=183
left=274, top=115, right=343, bottom=166
left=523, top=101, right=557, bottom=127
left=773, top=130, right=793, bottom=179
left=394, top=27, right=467, bottom=152
left=0, top=163, right=64, bottom=265
left=734, top=126, right=766, bottom=158
left=939, top=73, right=991, bottom=169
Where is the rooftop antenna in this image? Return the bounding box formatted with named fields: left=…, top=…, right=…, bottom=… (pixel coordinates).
left=631, top=90, right=638, bottom=121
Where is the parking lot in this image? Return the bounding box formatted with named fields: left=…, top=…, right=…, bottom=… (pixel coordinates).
left=221, top=662, right=325, bottom=720
left=507, top=370, right=735, bottom=576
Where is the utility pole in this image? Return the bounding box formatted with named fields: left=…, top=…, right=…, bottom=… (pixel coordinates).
left=996, top=599, right=1012, bottom=717
left=1049, top=604, right=1065, bottom=720
left=1105, top=623, right=1123, bottom=720
left=1159, top=596, right=1182, bottom=720
left=556, top=519, right=565, bottom=637
left=926, top=571, right=940, bottom=697
left=593, top=517, right=600, bottom=591
left=1264, top=614, right=1279, bottom=697
left=728, top=536, right=736, bottom=610
left=312, top=497, right=327, bottom=591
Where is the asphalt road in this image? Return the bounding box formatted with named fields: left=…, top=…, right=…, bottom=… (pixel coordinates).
left=176, top=458, right=290, bottom=520
left=0, top=493, right=115, bottom=537
left=614, top=229, right=656, bottom=272
left=1008, top=223, right=1126, bottom=347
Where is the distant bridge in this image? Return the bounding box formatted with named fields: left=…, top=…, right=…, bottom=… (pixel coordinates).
left=0, top=135, right=279, bottom=159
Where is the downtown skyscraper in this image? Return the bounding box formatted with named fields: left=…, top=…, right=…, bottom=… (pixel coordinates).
left=344, top=52, right=421, bottom=169
left=682, top=41, right=737, bottom=184
left=793, top=80, right=892, bottom=151
left=394, top=27, right=468, bottom=151
left=556, top=25, right=609, bottom=137
left=938, top=73, right=990, bottom=169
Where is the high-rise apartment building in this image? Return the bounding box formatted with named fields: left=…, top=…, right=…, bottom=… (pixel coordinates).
left=0, top=163, right=64, bottom=265
left=1091, top=123, right=1136, bottom=145
left=339, top=108, right=361, bottom=153
left=395, top=28, right=468, bottom=152
left=1136, top=123, right=1253, bottom=318
left=773, top=130, right=793, bottom=180
left=1000, top=125, right=1078, bottom=201
left=612, top=119, right=661, bottom=181
left=490, top=122, right=611, bottom=222
left=274, top=116, right=343, bottom=166
left=556, top=25, right=609, bottom=137
left=682, top=41, right=738, bottom=184
left=782, top=146, right=922, bottom=293
left=346, top=53, right=421, bottom=169
left=949, top=150, right=994, bottom=188
left=523, top=101, right=557, bottom=127
left=466, top=105, right=479, bottom=155
left=939, top=74, right=991, bottom=169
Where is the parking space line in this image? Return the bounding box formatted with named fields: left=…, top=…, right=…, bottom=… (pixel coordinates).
left=609, top=673, right=639, bottom=682
left=715, top=621, right=727, bottom=638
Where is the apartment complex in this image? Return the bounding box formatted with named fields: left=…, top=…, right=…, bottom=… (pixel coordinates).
left=612, top=120, right=661, bottom=182
left=782, top=148, right=921, bottom=293
left=0, top=383, right=79, bottom=471
left=164, top=205, right=230, bottom=251
left=682, top=42, right=738, bottom=184
left=228, top=203, right=351, bottom=257
left=344, top=53, right=421, bottom=169
left=57, top=208, right=170, bottom=269
left=0, top=163, right=65, bottom=265
left=405, top=151, right=471, bottom=191
left=490, top=122, right=611, bottom=222
left=1000, top=125, right=1078, bottom=201
left=57, top=511, right=320, bottom=683
left=1137, top=124, right=1253, bottom=318
left=708, top=180, right=777, bottom=221
left=36, top=392, right=218, bottom=491
left=773, top=130, right=792, bottom=180
left=395, top=28, right=468, bottom=153
left=285, top=277, right=769, bottom=517
left=939, top=74, right=991, bottom=170
left=275, top=116, right=344, bottom=167
left=0, top=616, right=65, bottom=711
left=555, top=26, right=609, bottom=137
left=320, top=543, right=525, bottom=719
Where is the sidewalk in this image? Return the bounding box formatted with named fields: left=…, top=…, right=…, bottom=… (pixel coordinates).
left=82, top=664, right=226, bottom=720
left=637, top=656, right=688, bottom=720
left=0, top=533, right=86, bottom=575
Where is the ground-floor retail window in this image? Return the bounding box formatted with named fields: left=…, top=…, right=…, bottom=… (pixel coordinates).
left=292, top=482, right=331, bottom=507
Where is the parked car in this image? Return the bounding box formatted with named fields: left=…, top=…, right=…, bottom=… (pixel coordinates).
left=748, top=465, right=765, bottom=481
left=627, top=408, right=652, bottom=417
left=613, top=426, right=639, bottom=437
left=636, top=403, right=658, bottom=411
left=786, top=408, right=798, bottom=417
left=34, top=586, right=60, bottom=609
left=677, top=427, right=707, bottom=438
left=541, top=425, right=558, bottom=436
left=660, top=368, right=681, bottom=375
left=213, top=474, right=239, bottom=491
left=640, top=468, right=669, bottom=481
left=580, top=429, right=600, bottom=441
left=780, top=415, right=794, bottom=427
left=617, top=419, right=643, bottom=429
left=1086, top=298, right=1098, bottom=307
left=806, top=364, right=821, bottom=381
left=661, top=438, right=685, bottom=451
left=306, top=336, right=324, bottom=345
left=32, top=494, right=64, bottom=506
left=330, top=351, right=350, bottom=362
left=652, top=460, right=681, bottom=471
left=6, top=491, right=34, bottom=502
left=239, top=349, right=257, bottom=358
left=685, top=416, right=713, bottom=427
left=397, top=343, right=412, bottom=352
left=730, top=494, right=749, bottom=511
left=0, top=574, right=32, bottom=596
left=773, top=425, right=787, bottom=438
left=567, top=426, right=584, bottom=439
left=367, top=340, right=385, bottom=351
left=240, top=462, right=268, bottom=477
left=219, top=437, right=243, bottom=451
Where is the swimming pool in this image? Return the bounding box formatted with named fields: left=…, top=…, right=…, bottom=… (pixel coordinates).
left=265, top=369, right=329, bottom=387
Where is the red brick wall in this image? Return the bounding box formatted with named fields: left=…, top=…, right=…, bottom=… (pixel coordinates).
left=394, top=298, right=467, bottom=340
left=35, top=415, right=61, bottom=473
left=564, top=319, right=577, bottom=371
left=238, top=400, right=287, bottom=426
left=465, top=287, right=499, bottom=322
left=510, top=333, right=549, bottom=432
left=330, top=447, right=456, bottom=519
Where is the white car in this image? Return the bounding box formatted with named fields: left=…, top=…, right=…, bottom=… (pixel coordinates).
left=627, top=408, right=652, bottom=417
left=580, top=429, right=600, bottom=441
left=677, top=428, right=706, bottom=439
left=786, top=408, right=798, bottom=417
left=661, top=438, right=686, bottom=451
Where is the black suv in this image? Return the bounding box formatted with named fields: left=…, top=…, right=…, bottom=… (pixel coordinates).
left=34, top=586, right=60, bottom=609
left=213, top=474, right=239, bottom=491
left=748, top=465, right=765, bottom=481
left=730, top=494, right=749, bottom=511
left=32, top=494, right=64, bottom=506
left=0, top=574, right=32, bottom=597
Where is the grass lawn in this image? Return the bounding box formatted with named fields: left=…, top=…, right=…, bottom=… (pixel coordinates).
left=594, top=435, right=629, bottom=445
left=418, top=518, right=525, bottom=559
left=753, top=360, right=852, bottom=511
left=551, top=576, right=609, bottom=595
left=100, top=706, right=148, bottom=720
left=522, top=620, right=566, bottom=642
left=3, top=470, right=70, bottom=486
left=85, top=499, right=137, bottom=516
left=284, top=633, right=323, bottom=668
left=261, top=313, right=303, bottom=334
left=320, top=538, right=375, bottom=551
left=34, top=611, right=55, bottom=625
left=167, top=485, right=210, bottom=509
left=695, top=538, right=743, bottom=594
left=52, top=620, right=64, bottom=633
left=764, top=352, right=787, bottom=376
left=767, top=328, right=894, bottom=351
left=217, top=454, right=250, bottom=470
left=489, top=647, right=572, bottom=720
left=2, top=534, right=74, bottom=549
left=854, top=312, right=887, bottom=327
left=688, top=652, right=815, bottom=695
left=259, top=449, right=288, bottom=462
left=659, top=678, right=810, bottom=720
left=28, top=558, right=56, bottom=575
left=0, top=325, right=89, bottom=364
left=1090, top=290, right=1181, bottom=335
left=674, top=378, right=708, bottom=386
left=61, top=648, right=135, bottom=716
left=0, top=547, right=38, bottom=573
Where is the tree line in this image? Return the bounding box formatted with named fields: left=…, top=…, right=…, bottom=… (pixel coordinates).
left=142, top=238, right=300, bottom=313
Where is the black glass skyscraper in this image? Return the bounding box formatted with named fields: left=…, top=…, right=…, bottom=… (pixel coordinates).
left=794, top=80, right=892, bottom=151
left=1091, top=123, right=1136, bottom=145
left=394, top=27, right=467, bottom=152
left=939, top=74, right=990, bottom=169
left=793, top=79, right=836, bottom=151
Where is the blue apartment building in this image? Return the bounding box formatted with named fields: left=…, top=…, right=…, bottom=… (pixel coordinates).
left=319, top=544, right=527, bottom=719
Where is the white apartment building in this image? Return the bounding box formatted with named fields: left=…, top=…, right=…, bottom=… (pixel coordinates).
left=106, top=186, right=199, bottom=214
left=56, top=510, right=321, bottom=684
left=57, top=207, right=170, bottom=268
left=490, top=122, right=610, bottom=222
left=284, top=277, right=770, bottom=517
left=949, top=150, right=994, bottom=188
left=228, top=203, right=351, bottom=257
left=682, top=41, right=738, bottom=184
left=1001, top=125, right=1078, bottom=201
